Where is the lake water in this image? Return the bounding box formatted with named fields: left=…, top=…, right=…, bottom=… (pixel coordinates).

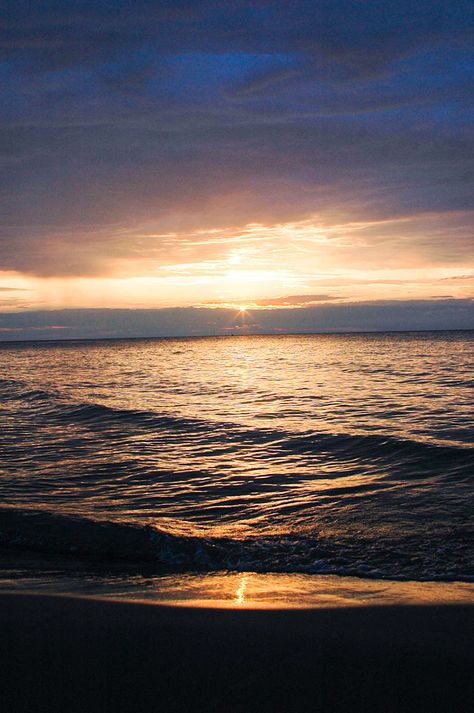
left=0, top=331, right=473, bottom=602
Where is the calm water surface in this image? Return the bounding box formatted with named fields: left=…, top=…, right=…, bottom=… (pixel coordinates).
left=0, top=332, right=473, bottom=589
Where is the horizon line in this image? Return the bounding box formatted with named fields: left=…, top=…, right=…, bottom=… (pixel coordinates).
left=1, top=327, right=473, bottom=346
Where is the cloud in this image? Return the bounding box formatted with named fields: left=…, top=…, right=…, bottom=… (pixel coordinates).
left=0, top=324, right=68, bottom=332
left=441, top=273, right=474, bottom=281
left=0, top=0, right=472, bottom=291
left=250, top=294, right=340, bottom=307
left=3, top=2, right=472, bottom=75
left=0, top=299, right=472, bottom=341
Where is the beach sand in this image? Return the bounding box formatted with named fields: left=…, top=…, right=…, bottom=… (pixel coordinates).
left=1, top=592, right=473, bottom=712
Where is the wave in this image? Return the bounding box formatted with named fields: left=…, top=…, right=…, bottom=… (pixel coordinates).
left=0, top=378, right=62, bottom=405
left=0, top=508, right=472, bottom=582
left=0, top=508, right=219, bottom=569
left=274, top=430, right=473, bottom=464
left=61, top=403, right=473, bottom=475
left=2, top=376, right=473, bottom=485
left=0, top=378, right=218, bottom=432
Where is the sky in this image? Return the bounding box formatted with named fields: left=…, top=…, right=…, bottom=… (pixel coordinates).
left=1, top=0, right=473, bottom=338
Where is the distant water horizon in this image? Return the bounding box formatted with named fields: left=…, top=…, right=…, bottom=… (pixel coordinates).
left=1, top=326, right=473, bottom=345
left=1, top=331, right=473, bottom=597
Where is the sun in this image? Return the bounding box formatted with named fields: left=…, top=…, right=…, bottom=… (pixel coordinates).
left=238, top=305, right=247, bottom=313
left=228, top=253, right=242, bottom=265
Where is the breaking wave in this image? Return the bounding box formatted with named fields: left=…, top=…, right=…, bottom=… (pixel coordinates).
left=0, top=508, right=472, bottom=582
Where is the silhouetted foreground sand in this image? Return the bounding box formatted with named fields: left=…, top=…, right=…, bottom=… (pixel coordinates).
left=1, top=593, right=473, bottom=713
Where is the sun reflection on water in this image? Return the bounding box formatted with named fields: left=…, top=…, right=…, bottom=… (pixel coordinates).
left=43, top=573, right=474, bottom=610
left=235, top=574, right=248, bottom=605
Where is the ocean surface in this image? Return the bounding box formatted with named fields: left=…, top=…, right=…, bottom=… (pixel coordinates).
left=0, top=331, right=473, bottom=601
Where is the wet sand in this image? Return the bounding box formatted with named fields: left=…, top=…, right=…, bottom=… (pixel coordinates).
left=1, top=592, right=473, bottom=712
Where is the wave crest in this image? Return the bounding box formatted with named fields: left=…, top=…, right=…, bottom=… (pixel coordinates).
left=1, top=508, right=472, bottom=582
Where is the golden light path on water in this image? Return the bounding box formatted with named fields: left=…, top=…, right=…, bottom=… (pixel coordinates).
left=3, top=573, right=470, bottom=610
left=0, top=333, right=472, bottom=588
left=135, top=574, right=474, bottom=609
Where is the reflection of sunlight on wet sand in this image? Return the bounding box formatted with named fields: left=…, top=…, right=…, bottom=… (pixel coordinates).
left=235, top=574, right=248, bottom=605
left=96, top=573, right=474, bottom=610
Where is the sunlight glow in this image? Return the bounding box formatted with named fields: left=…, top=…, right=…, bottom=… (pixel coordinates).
left=1, top=211, right=472, bottom=313
left=235, top=575, right=248, bottom=605
left=228, top=253, right=242, bottom=265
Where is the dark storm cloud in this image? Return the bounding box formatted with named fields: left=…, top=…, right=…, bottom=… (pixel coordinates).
left=1, top=1, right=473, bottom=276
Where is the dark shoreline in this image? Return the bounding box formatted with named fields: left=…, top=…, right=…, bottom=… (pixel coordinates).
left=2, top=592, right=473, bottom=713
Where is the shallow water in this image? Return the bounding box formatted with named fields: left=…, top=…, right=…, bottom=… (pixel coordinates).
left=1, top=564, right=473, bottom=609
left=0, top=331, right=473, bottom=587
